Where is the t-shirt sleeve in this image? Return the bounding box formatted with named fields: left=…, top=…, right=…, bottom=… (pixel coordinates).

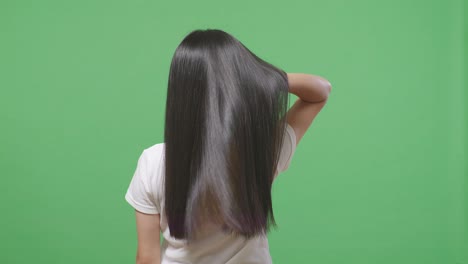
left=275, top=122, right=297, bottom=176
left=125, top=149, right=159, bottom=214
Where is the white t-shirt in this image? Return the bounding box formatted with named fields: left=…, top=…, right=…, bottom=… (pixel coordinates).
left=125, top=123, right=297, bottom=264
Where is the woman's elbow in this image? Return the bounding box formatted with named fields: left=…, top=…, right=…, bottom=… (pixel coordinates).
left=136, top=256, right=160, bottom=264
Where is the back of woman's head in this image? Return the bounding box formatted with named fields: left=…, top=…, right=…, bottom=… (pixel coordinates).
left=164, top=28, right=290, bottom=242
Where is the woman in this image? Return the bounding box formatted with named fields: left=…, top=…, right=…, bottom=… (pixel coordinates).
left=125, top=29, right=332, bottom=264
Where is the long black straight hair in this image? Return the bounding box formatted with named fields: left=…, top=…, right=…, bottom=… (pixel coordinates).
left=164, top=29, right=290, bottom=242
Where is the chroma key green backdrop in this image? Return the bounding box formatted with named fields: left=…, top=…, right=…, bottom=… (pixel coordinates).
left=0, top=0, right=466, bottom=263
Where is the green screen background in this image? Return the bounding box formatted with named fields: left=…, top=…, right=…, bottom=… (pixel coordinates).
left=1, top=0, right=466, bottom=263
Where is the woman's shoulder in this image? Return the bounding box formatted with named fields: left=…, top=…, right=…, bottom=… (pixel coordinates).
left=141, top=142, right=166, bottom=198
left=144, top=142, right=165, bottom=158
